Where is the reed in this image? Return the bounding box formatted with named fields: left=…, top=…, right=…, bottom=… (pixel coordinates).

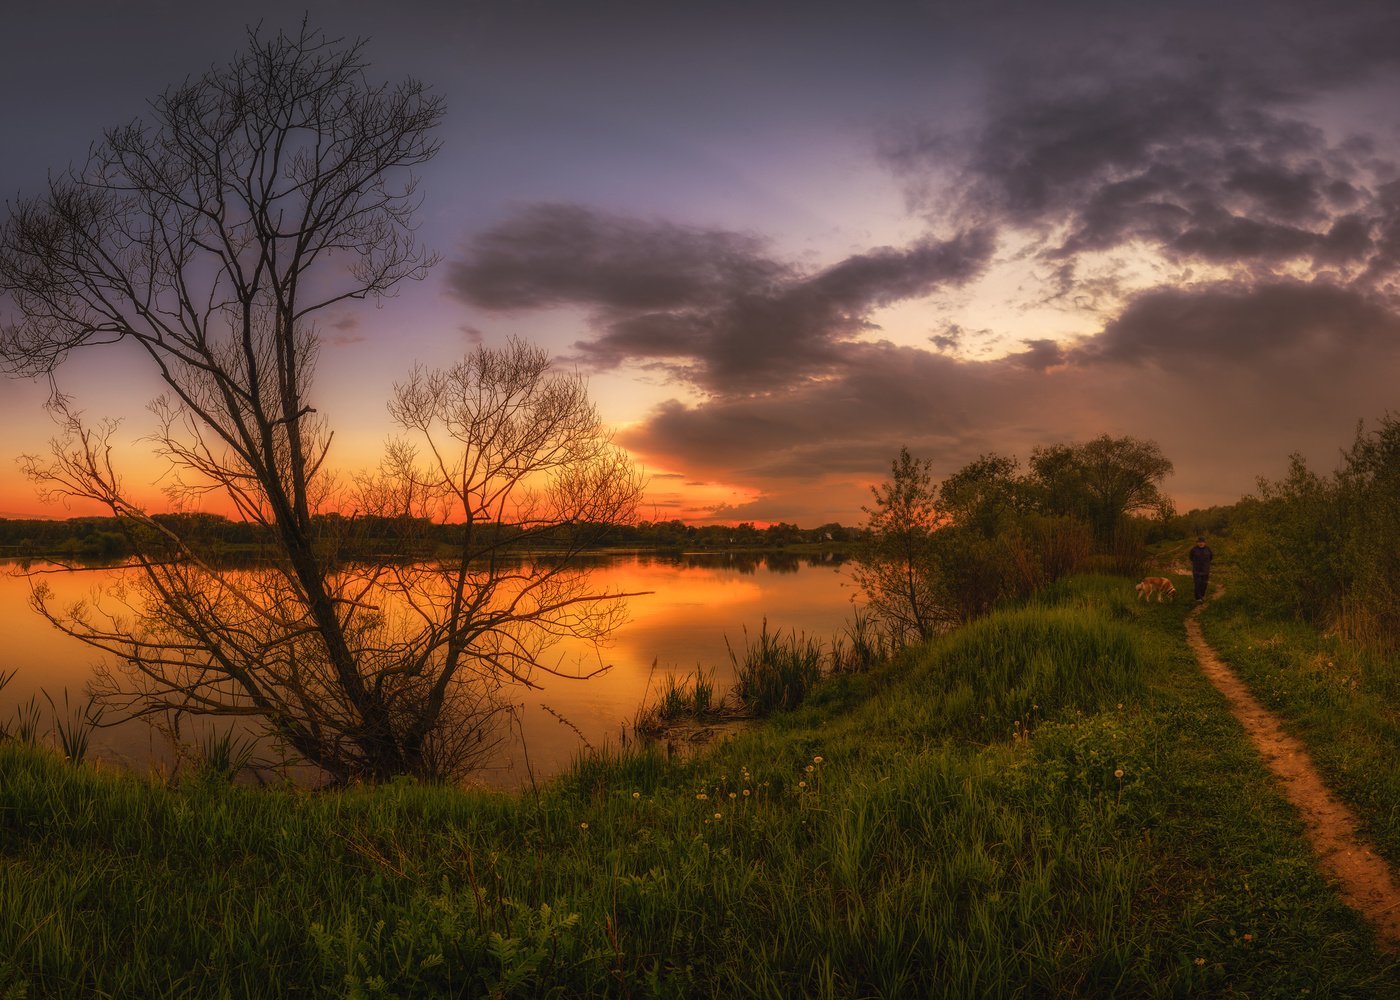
left=728, top=619, right=825, bottom=715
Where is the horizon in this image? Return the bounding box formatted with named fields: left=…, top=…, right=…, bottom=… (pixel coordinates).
left=4, top=0, right=1399, bottom=523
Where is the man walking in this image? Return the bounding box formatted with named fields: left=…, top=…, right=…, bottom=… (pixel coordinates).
left=1189, top=535, right=1214, bottom=602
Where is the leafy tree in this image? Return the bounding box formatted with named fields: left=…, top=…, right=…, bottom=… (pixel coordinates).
left=1029, top=435, right=1174, bottom=545
left=854, top=447, right=953, bottom=642
left=938, top=453, right=1027, bottom=537
left=0, top=26, right=641, bottom=781
left=1239, top=415, right=1400, bottom=645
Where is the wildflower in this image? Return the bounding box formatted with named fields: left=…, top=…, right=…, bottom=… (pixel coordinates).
left=813, top=755, right=823, bottom=764
left=1114, top=768, right=1124, bottom=779
left=1243, top=933, right=1253, bottom=942
left=580, top=822, right=589, bottom=830
left=742, top=789, right=751, bottom=796
left=805, top=765, right=815, bottom=773
left=799, top=780, right=807, bottom=789
left=1193, top=958, right=1205, bottom=967
left=728, top=792, right=737, bottom=799
left=632, top=791, right=641, bottom=799
left=696, top=792, right=708, bottom=800
left=713, top=812, right=722, bottom=820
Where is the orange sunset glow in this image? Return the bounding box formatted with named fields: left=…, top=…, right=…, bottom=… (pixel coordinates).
left=3, top=0, right=1400, bottom=525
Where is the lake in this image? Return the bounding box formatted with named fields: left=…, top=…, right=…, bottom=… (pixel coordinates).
left=0, top=553, right=857, bottom=787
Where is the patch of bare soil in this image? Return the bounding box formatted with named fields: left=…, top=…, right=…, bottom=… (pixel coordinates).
left=1187, top=588, right=1400, bottom=951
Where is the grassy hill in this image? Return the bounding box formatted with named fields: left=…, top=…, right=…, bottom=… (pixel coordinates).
left=3, top=574, right=1398, bottom=997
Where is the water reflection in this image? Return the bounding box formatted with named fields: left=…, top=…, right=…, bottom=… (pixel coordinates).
left=0, top=553, right=855, bottom=788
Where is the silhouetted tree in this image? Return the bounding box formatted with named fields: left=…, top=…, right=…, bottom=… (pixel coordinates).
left=0, top=25, right=640, bottom=782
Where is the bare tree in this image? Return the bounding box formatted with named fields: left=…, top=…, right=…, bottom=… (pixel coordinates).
left=0, top=25, right=642, bottom=781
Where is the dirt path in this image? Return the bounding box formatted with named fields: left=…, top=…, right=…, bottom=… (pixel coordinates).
left=1186, top=589, right=1400, bottom=951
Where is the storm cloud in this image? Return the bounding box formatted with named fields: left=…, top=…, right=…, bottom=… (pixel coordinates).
left=449, top=0, right=1400, bottom=522
left=450, top=204, right=996, bottom=393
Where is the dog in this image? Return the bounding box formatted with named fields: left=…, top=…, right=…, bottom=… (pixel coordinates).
left=1135, top=577, right=1176, bottom=602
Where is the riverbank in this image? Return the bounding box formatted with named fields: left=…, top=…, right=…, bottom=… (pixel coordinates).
left=3, top=574, right=1398, bottom=996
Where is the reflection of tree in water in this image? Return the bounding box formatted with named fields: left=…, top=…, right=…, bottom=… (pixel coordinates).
left=584, top=551, right=850, bottom=575
left=764, top=552, right=800, bottom=574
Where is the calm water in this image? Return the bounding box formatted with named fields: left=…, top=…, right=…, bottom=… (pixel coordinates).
left=0, top=553, right=856, bottom=787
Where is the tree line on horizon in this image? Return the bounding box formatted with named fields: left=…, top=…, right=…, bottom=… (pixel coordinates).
left=0, top=512, right=865, bottom=561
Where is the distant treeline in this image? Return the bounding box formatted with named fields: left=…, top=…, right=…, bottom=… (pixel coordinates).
left=0, top=513, right=864, bottom=561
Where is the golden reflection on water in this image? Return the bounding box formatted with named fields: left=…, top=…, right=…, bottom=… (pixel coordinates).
left=0, top=554, right=854, bottom=787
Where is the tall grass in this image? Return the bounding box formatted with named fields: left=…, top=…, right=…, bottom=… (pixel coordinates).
left=1, top=673, right=105, bottom=767
left=728, top=619, right=825, bottom=714
left=3, top=574, right=1397, bottom=997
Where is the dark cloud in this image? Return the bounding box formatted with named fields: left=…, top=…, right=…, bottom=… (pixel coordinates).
left=882, top=3, right=1400, bottom=289
left=447, top=1, right=1400, bottom=522
left=450, top=204, right=995, bottom=393
left=619, top=289, right=1400, bottom=520
left=447, top=203, right=785, bottom=312
left=1069, top=282, right=1400, bottom=368
left=1010, top=339, right=1066, bottom=371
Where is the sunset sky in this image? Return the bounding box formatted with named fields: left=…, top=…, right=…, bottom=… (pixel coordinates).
left=3, top=0, right=1399, bottom=524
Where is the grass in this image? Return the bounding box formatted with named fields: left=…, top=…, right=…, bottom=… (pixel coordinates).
left=1199, top=576, right=1400, bottom=869
left=2, top=572, right=1398, bottom=996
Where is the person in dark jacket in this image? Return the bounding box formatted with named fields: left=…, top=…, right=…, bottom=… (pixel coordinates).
left=1189, top=536, right=1214, bottom=601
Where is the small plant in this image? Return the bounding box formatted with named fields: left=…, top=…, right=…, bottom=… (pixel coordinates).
left=729, top=620, right=824, bottom=715
left=193, top=728, right=258, bottom=783
left=43, top=688, right=105, bottom=766
left=831, top=608, right=893, bottom=673
left=632, top=666, right=725, bottom=738
left=8, top=695, right=44, bottom=746
left=0, top=669, right=13, bottom=741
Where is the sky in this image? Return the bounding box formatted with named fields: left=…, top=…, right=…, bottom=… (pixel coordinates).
left=2, top=0, right=1399, bottom=525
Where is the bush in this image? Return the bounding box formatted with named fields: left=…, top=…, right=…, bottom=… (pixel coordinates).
left=1236, top=416, right=1400, bottom=646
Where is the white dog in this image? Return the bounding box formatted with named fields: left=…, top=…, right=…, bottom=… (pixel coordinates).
left=1136, top=577, right=1176, bottom=602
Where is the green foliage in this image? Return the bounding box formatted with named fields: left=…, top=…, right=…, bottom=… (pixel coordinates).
left=1236, top=415, right=1400, bottom=644
left=1202, top=590, right=1400, bottom=866
left=887, top=603, right=1152, bottom=744
left=853, top=446, right=949, bottom=642
left=729, top=621, right=825, bottom=715
left=855, top=438, right=1167, bottom=647
left=1029, top=434, right=1175, bottom=546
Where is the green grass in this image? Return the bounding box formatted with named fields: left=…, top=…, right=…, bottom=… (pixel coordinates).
left=2, top=573, right=1397, bottom=997
left=1200, top=578, right=1400, bottom=869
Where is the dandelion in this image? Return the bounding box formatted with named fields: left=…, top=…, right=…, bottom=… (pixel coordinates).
left=714, top=812, right=722, bottom=820
left=632, top=791, right=641, bottom=799
left=696, top=792, right=708, bottom=801
left=813, top=755, right=823, bottom=764
left=1114, top=768, right=1124, bottom=779
left=1193, top=958, right=1205, bottom=967
left=799, top=780, right=807, bottom=789
left=580, top=822, right=589, bottom=830
left=728, top=792, right=737, bottom=799
left=1243, top=933, right=1253, bottom=942
left=805, top=764, right=815, bottom=773
left=742, top=789, right=751, bottom=796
